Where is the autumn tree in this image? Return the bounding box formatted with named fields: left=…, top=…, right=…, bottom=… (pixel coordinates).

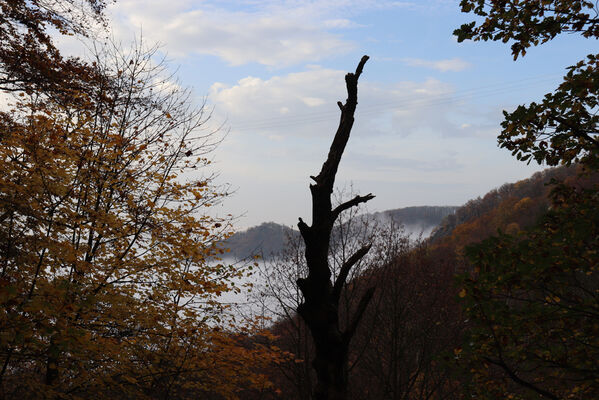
left=0, top=41, right=279, bottom=399
left=455, top=1, right=599, bottom=398
left=458, top=185, right=599, bottom=399
left=0, top=0, right=108, bottom=94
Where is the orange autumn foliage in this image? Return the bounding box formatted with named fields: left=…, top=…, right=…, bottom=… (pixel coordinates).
left=0, top=42, right=283, bottom=399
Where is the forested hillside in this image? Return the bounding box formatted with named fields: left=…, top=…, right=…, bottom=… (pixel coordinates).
left=222, top=222, right=297, bottom=259
left=375, top=205, right=457, bottom=227
left=248, top=164, right=599, bottom=400
left=429, top=165, right=584, bottom=245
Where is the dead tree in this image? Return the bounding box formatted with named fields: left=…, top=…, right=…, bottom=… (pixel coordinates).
left=296, top=55, right=375, bottom=400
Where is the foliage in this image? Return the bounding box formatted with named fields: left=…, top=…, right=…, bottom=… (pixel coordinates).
left=501, top=55, right=599, bottom=169
left=455, top=0, right=599, bottom=169
left=0, top=0, right=107, bottom=93
left=455, top=3, right=599, bottom=397
left=454, top=0, right=599, bottom=59
left=458, top=186, right=599, bottom=399
left=430, top=166, right=578, bottom=247
left=0, top=39, right=281, bottom=399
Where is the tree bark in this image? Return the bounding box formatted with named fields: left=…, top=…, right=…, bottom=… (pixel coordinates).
left=296, top=55, right=375, bottom=400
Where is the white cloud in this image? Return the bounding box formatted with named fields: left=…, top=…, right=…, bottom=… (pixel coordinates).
left=249, top=0, right=416, bottom=18
left=0, top=90, right=16, bottom=112
left=210, top=67, right=346, bottom=131
left=205, top=63, right=531, bottom=228
left=323, top=19, right=363, bottom=29
left=209, top=66, right=488, bottom=144
left=104, top=0, right=428, bottom=67
left=301, top=97, right=326, bottom=107
left=402, top=57, right=471, bottom=72
left=107, top=1, right=379, bottom=67
left=348, top=151, right=461, bottom=172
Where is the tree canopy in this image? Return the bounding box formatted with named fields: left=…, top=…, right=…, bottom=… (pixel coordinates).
left=0, top=0, right=108, bottom=93
left=455, top=0, right=599, bottom=170
left=0, top=3, right=283, bottom=398
left=455, top=1, right=599, bottom=398
left=454, top=0, right=599, bottom=59
left=459, top=184, right=599, bottom=399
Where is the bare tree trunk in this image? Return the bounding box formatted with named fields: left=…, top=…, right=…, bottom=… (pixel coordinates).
left=296, top=55, right=375, bottom=400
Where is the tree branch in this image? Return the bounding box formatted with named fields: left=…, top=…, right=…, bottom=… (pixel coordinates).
left=297, top=217, right=310, bottom=240
left=353, top=55, right=369, bottom=79
left=333, top=244, right=372, bottom=301
left=344, top=55, right=369, bottom=104
left=295, top=56, right=372, bottom=398
left=344, top=286, right=375, bottom=342
left=332, top=193, right=375, bottom=220
left=553, top=115, right=599, bottom=148
left=313, top=55, right=369, bottom=190
left=483, top=357, right=559, bottom=400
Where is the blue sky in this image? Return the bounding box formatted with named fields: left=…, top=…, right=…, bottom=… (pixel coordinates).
left=98, top=0, right=591, bottom=229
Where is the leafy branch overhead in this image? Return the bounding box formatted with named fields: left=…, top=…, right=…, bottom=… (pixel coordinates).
left=455, top=0, right=599, bottom=170
left=454, top=0, right=599, bottom=59
left=500, top=54, right=599, bottom=168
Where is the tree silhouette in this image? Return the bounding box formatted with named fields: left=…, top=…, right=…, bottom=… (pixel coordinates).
left=295, top=55, right=375, bottom=400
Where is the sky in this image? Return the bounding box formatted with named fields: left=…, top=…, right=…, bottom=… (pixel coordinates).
left=73, top=0, right=592, bottom=229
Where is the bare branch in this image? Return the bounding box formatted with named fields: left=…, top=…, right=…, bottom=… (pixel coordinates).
left=354, top=55, right=369, bottom=78
left=297, top=217, right=310, bottom=240
left=344, top=286, right=375, bottom=343
left=313, top=55, right=369, bottom=191
left=332, top=193, right=375, bottom=221
left=333, top=244, right=372, bottom=301
left=295, top=56, right=372, bottom=399
left=483, top=357, right=559, bottom=400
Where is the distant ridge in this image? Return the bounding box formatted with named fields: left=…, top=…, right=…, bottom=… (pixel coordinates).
left=224, top=165, right=585, bottom=260
left=221, top=222, right=297, bottom=260
left=373, top=206, right=457, bottom=228
left=223, top=206, right=457, bottom=260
